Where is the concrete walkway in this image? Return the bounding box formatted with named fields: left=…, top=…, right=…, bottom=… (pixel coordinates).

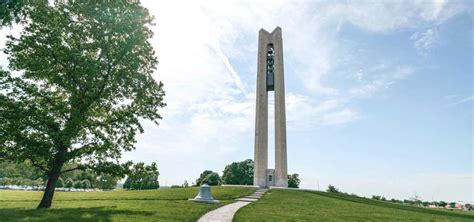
left=198, top=189, right=268, bottom=222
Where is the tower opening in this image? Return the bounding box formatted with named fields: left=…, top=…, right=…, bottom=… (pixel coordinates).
left=266, top=44, right=275, bottom=91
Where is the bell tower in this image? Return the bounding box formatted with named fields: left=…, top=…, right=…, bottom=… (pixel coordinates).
left=253, top=27, right=288, bottom=188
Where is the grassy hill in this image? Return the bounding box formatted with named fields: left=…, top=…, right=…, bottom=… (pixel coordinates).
left=1, top=187, right=472, bottom=221
left=0, top=186, right=255, bottom=221
left=234, top=189, right=474, bottom=222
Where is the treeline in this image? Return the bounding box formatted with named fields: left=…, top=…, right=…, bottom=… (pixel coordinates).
left=0, top=161, right=45, bottom=187
left=186, top=159, right=301, bottom=188
left=0, top=161, right=118, bottom=190
left=327, top=184, right=472, bottom=210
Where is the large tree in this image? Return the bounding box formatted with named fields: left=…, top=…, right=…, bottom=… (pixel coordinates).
left=196, top=170, right=221, bottom=186
left=123, top=162, right=160, bottom=190
left=0, top=1, right=165, bottom=208
left=221, top=159, right=254, bottom=185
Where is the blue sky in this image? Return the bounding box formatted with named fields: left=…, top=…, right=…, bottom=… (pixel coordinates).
left=0, top=0, right=472, bottom=202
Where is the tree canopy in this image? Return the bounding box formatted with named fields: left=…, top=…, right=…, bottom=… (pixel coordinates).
left=0, top=1, right=165, bottom=208
left=287, top=173, right=300, bottom=188
left=123, top=162, right=160, bottom=190
left=221, top=159, right=253, bottom=185
left=196, top=170, right=220, bottom=186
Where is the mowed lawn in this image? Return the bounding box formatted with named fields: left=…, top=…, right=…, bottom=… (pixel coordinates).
left=234, top=189, right=474, bottom=222
left=0, top=186, right=255, bottom=222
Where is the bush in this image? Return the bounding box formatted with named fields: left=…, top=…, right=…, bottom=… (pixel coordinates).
left=287, top=173, right=300, bottom=188
left=327, top=184, right=339, bottom=193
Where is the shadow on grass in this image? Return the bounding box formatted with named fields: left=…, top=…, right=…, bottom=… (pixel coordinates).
left=304, top=190, right=474, bottom=220
left=0, top=207, right=154, bottom=222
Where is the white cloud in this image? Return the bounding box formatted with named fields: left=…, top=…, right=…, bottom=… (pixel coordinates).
left=411, top=28, right=439, bottom=55
left=349, top=64, right=415, bottom=98
left=286, top=93, right=357, bottom=128
left=448, top=95, right=474, bottom=106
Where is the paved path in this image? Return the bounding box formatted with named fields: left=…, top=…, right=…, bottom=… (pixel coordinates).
left=198, top=189, right=268, bottom=222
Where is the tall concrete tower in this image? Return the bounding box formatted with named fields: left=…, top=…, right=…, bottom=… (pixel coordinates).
left=254, top=27, right=288, bottom=188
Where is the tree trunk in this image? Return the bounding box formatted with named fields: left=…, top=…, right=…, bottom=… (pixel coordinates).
left=37, top=165, right=61, bottom=209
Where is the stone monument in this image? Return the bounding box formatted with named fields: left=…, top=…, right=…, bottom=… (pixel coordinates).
left=253, top=27, right=288, bottom=188
left=189, top=184, right=220, bottom=203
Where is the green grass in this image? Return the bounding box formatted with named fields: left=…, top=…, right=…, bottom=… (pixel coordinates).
left=234, top=189, right=474, bottom=222
left=0, top=186, right=256, bottom=222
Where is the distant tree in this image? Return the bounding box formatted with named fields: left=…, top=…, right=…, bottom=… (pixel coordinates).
left=221, top=159, right=254, bottom=185
left=465, top=203, right=472, bottom=210
left=64, top=178, right=74, bottom=188
left=201, top=172, right=221, bottom=186
left=0, top=160, right=45, bottom=180
left=123, top=178, right=131, bottom=190
left=95, top=174, right=119, bottom=190
left=439, top=201, right=447, bottom=207
left=0, top=1, right=165, bottom=208
left=372, top=195, right=382, bottom=200
left=287, top=173, right=300, bottom=188
left=182, top=180, right=189, bottom=188
left=55, top=178, right=64, bottom=188
left=124, top=162, right=160, bottom=190
left=196, top=170, right=214, bottom=186
left=73, top=181, right=82, bottom=189
left=81, top=180, right=91, bottom=190
left=449, top=202, right=456, bottom=209
left=422, top=201, right=430, bottom=207
left=327, top=184, right=339, bottom=193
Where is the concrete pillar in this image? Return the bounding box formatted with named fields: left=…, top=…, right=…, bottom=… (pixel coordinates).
left=272, top=28, right=288, bottom=187
left=254, top=27, right=287, bottom=188
left=253, top=29, right=269, bottom=188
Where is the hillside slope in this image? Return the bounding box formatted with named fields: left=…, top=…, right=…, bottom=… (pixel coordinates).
left=234, top=189, right=473, bottom=222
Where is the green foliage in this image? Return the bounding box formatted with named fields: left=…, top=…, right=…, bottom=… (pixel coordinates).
left=327, top=184, right=339, bottom=193
left=287, top=173, right=300, bottom=188
left=0, top=177, right=43, bottom=187
left=196, top=170, right=220, bottom=186
left=73, top=181, right=82, bottom=189
left=55, top=178, right=64, bottom=188
left=449, top=202, right=457, bottom=208
left=221, top=159, right=253, bottom=185
left=202, top=172, right=221, bottom=186
left=0, top=160, right=44, bottom=180
left=81, top=180, right=91, bottom=190
left=64, top=178, right=74, bottom=188
left=0, top=0, right=48, bottom=26
left=0, top=0, right=165, bottom=208
left=123, top=178, right=131, bottom=190
left=182, top=180, right=189, bottom=188
left=95, top=173, right=119, bottom=190
left=123, top=162, right=160, bottom=190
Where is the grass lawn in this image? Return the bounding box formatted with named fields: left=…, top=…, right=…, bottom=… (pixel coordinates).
left=234, top=189, right=474, bottom=222
left=0, top=186, right=255, bottom=222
